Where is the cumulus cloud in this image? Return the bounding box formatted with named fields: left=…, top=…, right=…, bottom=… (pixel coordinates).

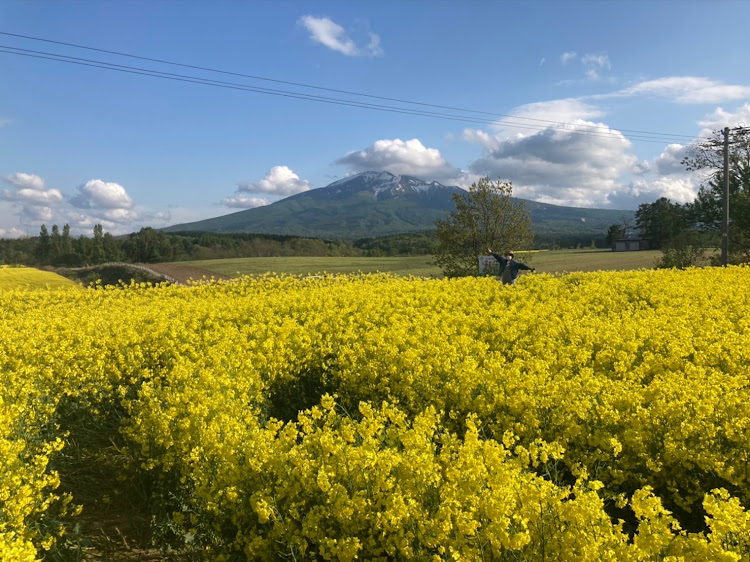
left=468, top=126, right=637, bottom=207
left=462, top=99, right=644, bottom=207
left=653, top=143, right=689, bottom=176
left=70, top=179, right=134, bottom=210
left=609, top=175, right=699, bottom=209
left=698, top=103, right=750, bottom=134
left=592, top=142, right=701, bottom=208
left=335, top=138, right=464, bottom=183
left=4, top=172, right=46, bottom=191
left=223, top=166, right=311, bottom=208
left=611, top=77, right=750, bottom=105
left=24, top=205, right=55, bottom=222
left=614, top=103, right=750, bottom=206
left=2, top=186, right=63, bottom=205
left=2, top=173, right=64, bottom=222
left=459, top=82, right=750, bottom=209
left=67, top=179, right=138, bottom=227
left=299, top=15, right=383, bottom=57
left=0, top=173, right=143, bottom=236
left=238, top=166, right=311, bottom=196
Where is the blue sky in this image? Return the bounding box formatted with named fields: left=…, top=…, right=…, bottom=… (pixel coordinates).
left=2, top=1, right=750, bottom=236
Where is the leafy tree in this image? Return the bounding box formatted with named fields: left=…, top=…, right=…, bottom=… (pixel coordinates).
left=605, top=224, right=627, bottom=248
left=122, top=227, right=174, bottom=263
left=683, top=128, right=750, bottom=261
left=102, top=232, right=123, bottom=262
left=89, top=224, right=106, bottom=264
left=434, top=177, right=533, bottom=277
left=635, top=197, right=690, bottom=249
left=58, top=223, right=76, bottom=265
left=61, top=224, right=72, bottom=254
left=51, top=224, right=62, bottom=262
left=36, top=225, right=50, bottom=263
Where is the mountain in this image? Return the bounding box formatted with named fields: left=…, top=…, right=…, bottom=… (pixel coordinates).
left=164, top=171, right=634, bottom=240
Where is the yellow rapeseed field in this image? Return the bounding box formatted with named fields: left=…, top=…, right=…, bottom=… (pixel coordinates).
left=0, top=265, right=78, bottom=290
left=3, top=268, right=750, bottom=560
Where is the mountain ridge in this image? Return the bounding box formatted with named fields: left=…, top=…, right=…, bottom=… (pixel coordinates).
left=163, top=172, right=634, bottom=240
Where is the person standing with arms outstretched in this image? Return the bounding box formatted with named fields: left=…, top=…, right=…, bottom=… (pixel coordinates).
left=488, top=248, right=535, bottom=285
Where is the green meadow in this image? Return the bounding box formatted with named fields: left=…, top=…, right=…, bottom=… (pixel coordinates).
left=178, top=249, right=665, bottom=278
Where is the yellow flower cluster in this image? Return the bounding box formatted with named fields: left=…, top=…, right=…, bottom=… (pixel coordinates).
left=4, top=269, right=750, bottom=560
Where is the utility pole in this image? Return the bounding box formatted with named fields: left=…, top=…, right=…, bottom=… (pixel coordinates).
left=722, top=127, right=730, bottom=266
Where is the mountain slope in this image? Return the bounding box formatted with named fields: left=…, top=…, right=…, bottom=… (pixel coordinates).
left=164, top=171, right=633, bottom=240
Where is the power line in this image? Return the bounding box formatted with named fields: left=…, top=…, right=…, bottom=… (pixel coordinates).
left=0, top=41, right=708, bottom=146
left=0, top=30, right=700, bottom=143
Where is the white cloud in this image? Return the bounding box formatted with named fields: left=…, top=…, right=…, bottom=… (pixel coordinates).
left=486, top=98, right=606, bottom=137
left=2, top=187, right=63, bottom=205
left=0, top=173, right=143, bottom=235
left=465, top=105, right=703, bottom=209
left=0, top=226, right=26, bottom=238
left=238, top=166, right=312, bottom=196
left=365, top=32, right=384, bottom=57
left=222, top=195, right=271, bottom=209
left=299, top=15, right=383, bottom=57
left=99, top=208, right=138, bottom=222
left=539, top=57, right=546, bottom=66
left=468, top=126, right=637, bottom=207
left=463, top=100, right=643, bottom=207
left=585, top=143, right=700, bottom=208
left=610, top=103, right=750, bottom=207
left=613, top=77, right=750, bottom=105
left=654, top=143, right=689, bottom=176
left=70, top=179, right=134, bottom=210
left=2, top=173, right=65, bottom=224
left=4, top=172, right=46, bottom=191
left=462, top=129, right=498, bottom=149
left=463, top=88, right=749, bottom=209
left=223, top=166, right=310, bottom=208
left=561, top=51, right=577, bottom=65
left=24, top=205, right=55, bottom=222
left=616, top=176, right=698, bottom=207
left=335, top=138, right=464, bottom=183
left=582, top=53, right=611, bottom=69
left=698, top=103, right=750, bottom=134
left=559, top=52, right=611, bottom=82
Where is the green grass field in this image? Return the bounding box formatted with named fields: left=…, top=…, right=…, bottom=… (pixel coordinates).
left=0, top=266, right=79, bottom=289
left=177, top=249, right=667, bottom=278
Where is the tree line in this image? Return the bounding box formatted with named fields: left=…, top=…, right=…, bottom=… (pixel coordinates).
left=0, top=226, right=446, bottom=267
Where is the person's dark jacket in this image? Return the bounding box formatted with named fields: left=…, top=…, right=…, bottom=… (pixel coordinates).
left=490, top=252, right=532, bottom=284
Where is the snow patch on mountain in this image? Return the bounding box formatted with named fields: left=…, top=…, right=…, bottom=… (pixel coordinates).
left=326, top=171, right=454, bottom=200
